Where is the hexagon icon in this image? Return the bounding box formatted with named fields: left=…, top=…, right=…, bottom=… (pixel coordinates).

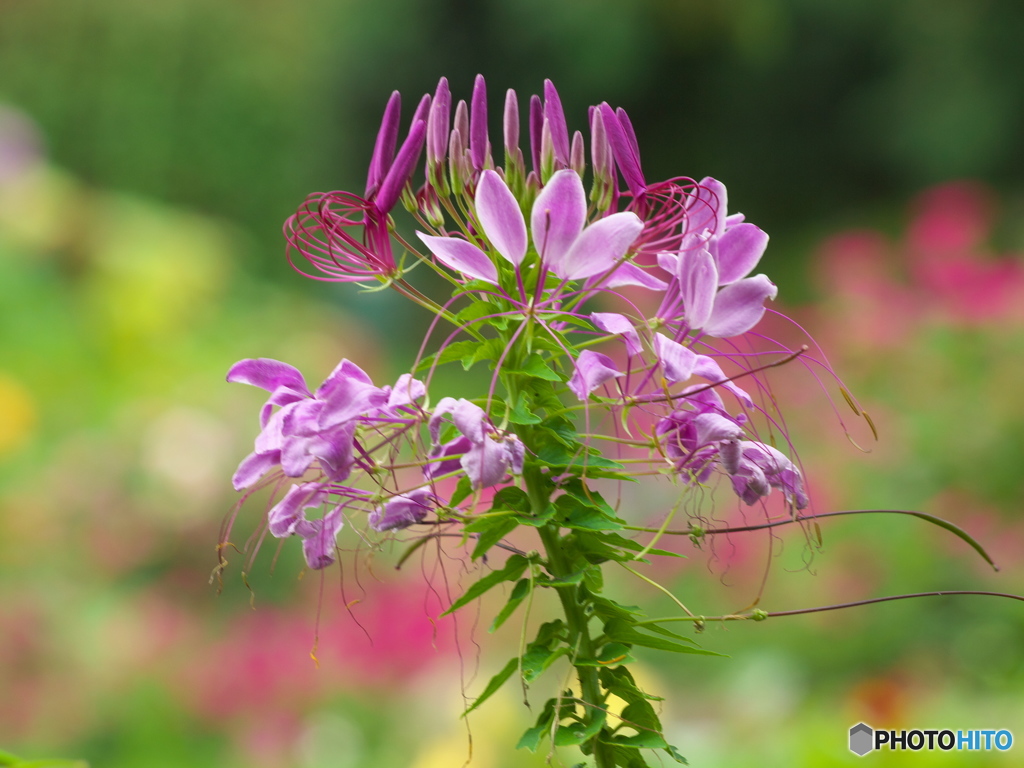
left=849, top=723, right=874, bottom=756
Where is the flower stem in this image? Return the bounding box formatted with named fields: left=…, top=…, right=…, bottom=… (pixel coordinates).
left=524, top=466, right=613, bottom=768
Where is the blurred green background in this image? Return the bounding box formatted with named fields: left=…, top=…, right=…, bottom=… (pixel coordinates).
left=2, top=1, right=1024, bottom=766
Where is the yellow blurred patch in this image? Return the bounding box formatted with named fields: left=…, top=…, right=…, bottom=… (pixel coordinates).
left=0, top=372, right=36, bottom=454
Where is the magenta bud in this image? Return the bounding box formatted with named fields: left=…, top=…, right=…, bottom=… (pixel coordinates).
left=570, top=130, right=585, bottom=177
left=503, top=88, right=519, bottom=156
left=366, top=90, right=401, bottom=198
left=543, top=79, right=570, bottom=168
left=454, top=99, right=469, bottom=150
left=411, top=93, right=431, bottom=128
left=426, top=77, right=451, bottom=169
left=470, top=74, right=490, bottom=171
left=599, top=102, right=645, bottom=200
left=528, top=93, right=543, bottom=176
left=376, top=119, right=426, bottom=214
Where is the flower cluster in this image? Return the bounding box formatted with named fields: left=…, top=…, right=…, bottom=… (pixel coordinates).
left=230, top=75, right=815, bottom=571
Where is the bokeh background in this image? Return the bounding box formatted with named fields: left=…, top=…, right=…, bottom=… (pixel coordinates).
left=2, top=1, right=1024, bottom=766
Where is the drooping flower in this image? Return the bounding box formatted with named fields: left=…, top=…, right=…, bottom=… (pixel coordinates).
left=369, top=488, right=435, bottom=532
left=568, top=350, right=623, bottom=400
left=265, top=482, right=349, bottom=569
left=427, top=398, right=524, bottom=489
left=227, top=358, right=425, bottom=490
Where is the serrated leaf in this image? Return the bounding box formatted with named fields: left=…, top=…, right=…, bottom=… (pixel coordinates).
left=511, top=353, right=563, bottom=381
left=442, top=555, right=528, bottom=616
left=463, top=656, right=518, bottom=716
left=490, top=578, right=530, bottom=632
left=508, top=391, right=542, bottom=424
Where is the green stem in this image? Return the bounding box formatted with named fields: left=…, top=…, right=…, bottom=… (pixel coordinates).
left=524, top=466, right=613, bottom=768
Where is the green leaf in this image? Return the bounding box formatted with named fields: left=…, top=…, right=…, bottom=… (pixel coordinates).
left=554, top=710, right=607, bottom=746
left=490, top=577, right=530, bottom=632
left=442, top=555, right=529, bottom=616
left=664, top=745, right=689, bottom=764
left=521, top=645, right=569, bottom=683
left=516, top=698, right=558, bottom=752
left=557, top=495, right=626, bottom=531
left=449, top=476, right=473, bottom=508
left=466, top=515, right=518, bottom=560
left=463, top=656, right=518, bottom=716
left=514, top=502, right=556, bottom=527
left=620, top=700, right=661, bottom=732
left=508, top=353, right=563, bottom=381
left=490, top=486, right=532, bottom=513
left=604, top=731, right=669, bottom=750
left=508, top=391, right=542, bottom=425
left=608, top=745, right=652, bottom=768
left=604, top=619, right=723, bottom=656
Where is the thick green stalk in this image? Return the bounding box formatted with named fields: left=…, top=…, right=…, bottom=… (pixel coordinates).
left=524, top=466, right=614, bottom=768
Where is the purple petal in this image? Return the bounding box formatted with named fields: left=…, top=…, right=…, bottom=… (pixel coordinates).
left=543, top=79, right=570, bottom=167
left=677, top=248, right=718, bottom=329
left=425, top=434, right=473, bottom=480
left=568, top=350, right=623, bottom=400
left=316, top=359, right=374, bottom=400
left=463, top=435, right=516, bottom=489
left=319, top=375, right=388, bottom=429
left=476, top=170, right=527, bottom=265
left=558, top=211, right=643, bottom=280
left=703, top=274, right=778, bottom=338
left=232, top=450, right=280, bottom=490
left=416, top=232, right=499, bottom=284
left=268, top=482, right=328, bottom=538
left=470, top=74, right=489, bottom=171
left=366, top=91, right=401, bottom=197
left=375, top=119, right=426, bottom=214
left=593, top=261, right=668, bottom=291
left=692, top=412, right=744, bottom=444
left=369, top=488, right=433, bottom=532
left=227, top=358, right=309, bottom=396
left=386, top=373, right=426, bottom=409
left=691, top=177, right=728, bottom=236
left=430, top=397, right=486, bottom=445
left=714, top=223, right=768, bottom=285
left=280, top=434, right=316, bottom=477
left=530, top=169, right=587, bottom=266
left=296, top=507, right=344, bottom=569
left=691, top=355, right=753, bottom=407
left=591, top=312, right=642, bottom=356
left=654, top=333, right=697, bottom=383
left=308, top=422, right=356, bottom=482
